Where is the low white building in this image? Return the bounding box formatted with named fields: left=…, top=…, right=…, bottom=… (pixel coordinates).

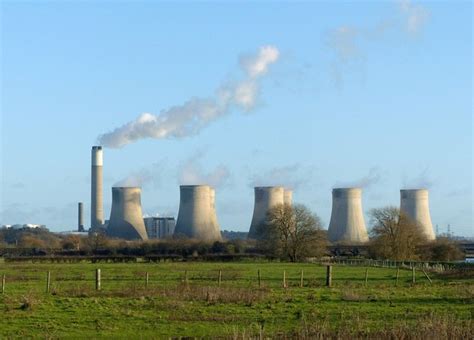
left=9, top=224, right=46, bottom=230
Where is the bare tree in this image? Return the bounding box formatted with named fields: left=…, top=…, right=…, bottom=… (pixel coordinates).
left=256, top=203, right=327, bottom=262
left=369, top=206, right=426, bottom=260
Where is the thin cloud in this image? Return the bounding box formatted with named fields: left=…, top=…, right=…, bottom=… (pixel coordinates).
left=326, top=0, right=430, bottom=87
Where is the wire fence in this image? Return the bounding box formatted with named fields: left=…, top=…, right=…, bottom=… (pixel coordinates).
left=0, top=264, right=440, bottom=296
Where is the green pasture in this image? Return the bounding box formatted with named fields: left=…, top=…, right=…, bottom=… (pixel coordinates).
left=0, top=261, right=472, bottom=338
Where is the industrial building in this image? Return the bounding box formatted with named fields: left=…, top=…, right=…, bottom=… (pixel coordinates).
left=400, top=189, right=435, bottom=241
left=174, top=185, right=222, bottom=241
left=327, top=188, right=369, bottom=243
left=81, top=146, right=444, bottom=245
left=144, top=217, right=176, bottom=239
left=106, top=187, right=148, bottom=240
left=248, top=186, right=285, bottom=239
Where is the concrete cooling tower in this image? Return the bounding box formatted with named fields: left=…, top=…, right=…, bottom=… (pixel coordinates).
left=400, top=189, right=435, bottom=241
left=91, top=146, right=104, bottom=228
left=284, top=189, right=293, bottom=206
left=248, top=186, right=285, bottom=239
left=328, top=188, right=369, bottom=243
left=174, top=185, right=222, bottom=241
left=107, top=187, right=148, bottom=240
left=209, top=188, right=220, bottom=236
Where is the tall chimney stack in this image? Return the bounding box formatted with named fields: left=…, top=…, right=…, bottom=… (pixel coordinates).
left=78, top=202, right=84, bottom=232
left=91, top=146, right=104, bottom=229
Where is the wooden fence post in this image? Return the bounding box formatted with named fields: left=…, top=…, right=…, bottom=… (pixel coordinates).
left=218, top=270, right=222, bottom=287
left=364, top=268, right=369, bottom=286
left=421, top=268, right=433, bottom=284
left=96, top=268, right=101, bottom=291
left=283, top=270, right=287, bottom=288
left=46, top=271, right=51, bottom=293
left=396, top=267, right=400, bottom=285
left=326, top=265, right=332, bottom=287
left=300, top=270, right=304, bottom=288
left=257, top=269, right=261, bottom=288
left=1, top=274, right=5, bottom=294
left=412, top=266, right=416, bottom=284
left=145, top=272, right=149, bottom=288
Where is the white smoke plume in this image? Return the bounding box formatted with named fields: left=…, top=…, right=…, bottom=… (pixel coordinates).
left=98, top=45, right=280, bottom=148
left=178, top=152, right=231, bottom=188
left=334, top=167, right=383, bottom=189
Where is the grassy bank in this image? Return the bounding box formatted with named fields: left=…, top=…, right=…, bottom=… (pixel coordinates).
left=0, top=262, right=472, bottom=338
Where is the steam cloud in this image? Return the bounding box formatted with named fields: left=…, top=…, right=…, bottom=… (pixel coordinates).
left=178, top=152, right=231, bottom=188
left=114, top=162, right=164, bottom=188
left=98, top=46, right=280, bottom=148
left=248, top=164, right=313, bottom=190
left=334, top=167, right=383, bottom=189
left=402, top=168, right=434, bottom=189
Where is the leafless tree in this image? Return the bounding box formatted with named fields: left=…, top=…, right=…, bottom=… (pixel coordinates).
left=256, top=203, right=327, bottom=262
left=369, top=206, right=426, bottom=260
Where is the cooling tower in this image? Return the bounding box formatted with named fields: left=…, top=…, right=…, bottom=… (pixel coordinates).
left=400, top=189, right=435, bottom=240
left=284, top=189, right=293, bottom=206
left=209, top=188, right=220, bottom=236
left=107, top=187, right=148, bottom=240
left=248, top=186, right=285, bottom=239
left=174, top=185, right=222, bottom=241
left=328, top=188, right=369, bottom=243
left=91, top=146, right=104, bottom=229
left=78, top=202, right=85, bottom=232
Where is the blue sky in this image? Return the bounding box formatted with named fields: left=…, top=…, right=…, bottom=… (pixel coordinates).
left=1, top=1, right=472, bottom=236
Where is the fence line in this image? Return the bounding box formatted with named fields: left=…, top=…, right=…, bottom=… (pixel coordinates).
left=0, top=263, right=448, bottom=296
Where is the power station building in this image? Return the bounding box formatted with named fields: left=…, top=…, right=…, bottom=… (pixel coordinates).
left=327, top=188, right=369, bottom=243
left=174, top=185, right=222, bottom=241
left=144, top=217, right=176, bottom=239
left=248, top=186, right=285, bottom=239
left=400, top=189, right=435, bottom=241
left=107, top=187, right=148, bottom=240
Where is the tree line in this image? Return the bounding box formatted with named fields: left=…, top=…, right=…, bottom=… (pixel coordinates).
left=0, top=204, right=464, bottom=262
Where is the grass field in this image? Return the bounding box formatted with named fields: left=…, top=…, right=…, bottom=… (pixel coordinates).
left=0, top=261, right=472, bottom=338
